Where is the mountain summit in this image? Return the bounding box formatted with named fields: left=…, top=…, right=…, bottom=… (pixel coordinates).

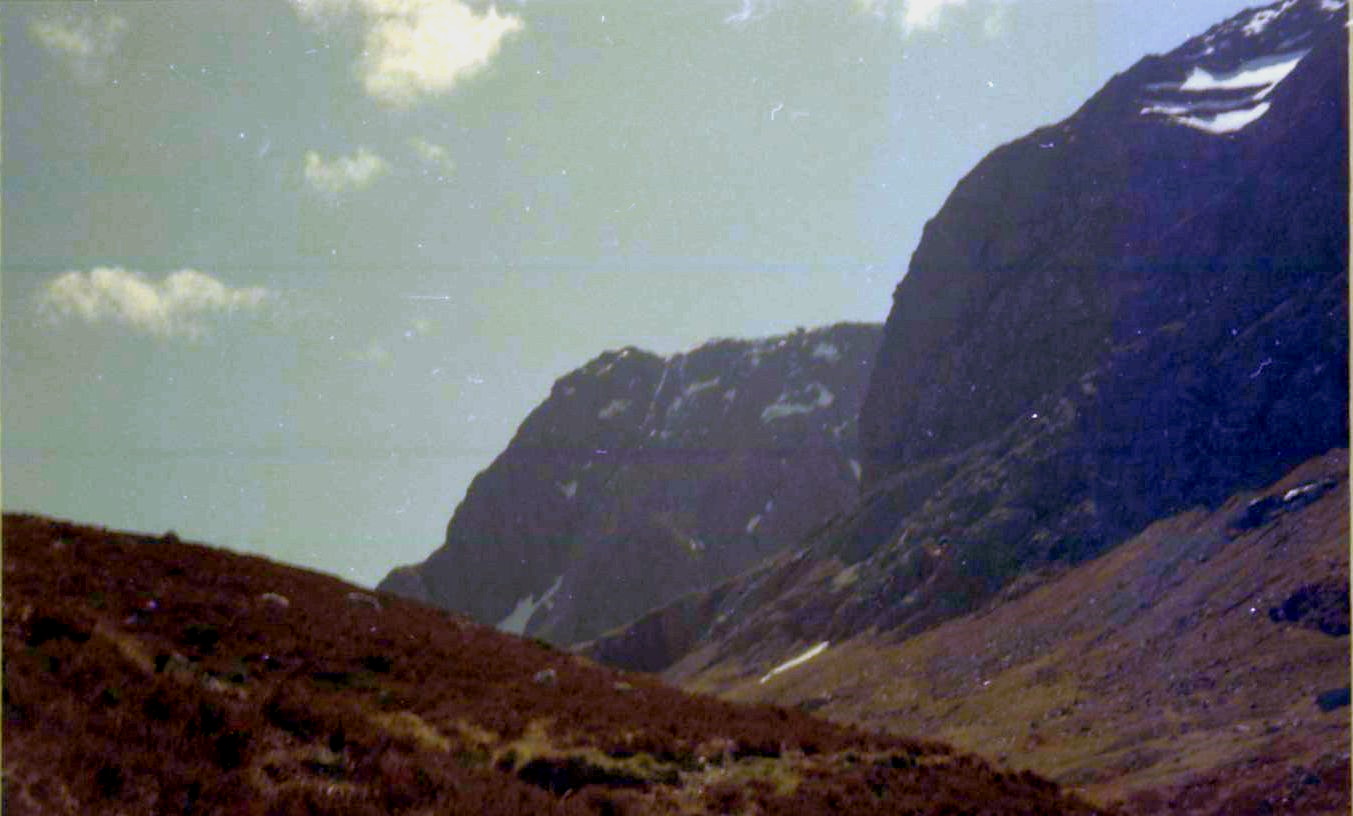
left=589, top=0, right=1347, bottom=679
left=381, top=323, right=881, bottom=645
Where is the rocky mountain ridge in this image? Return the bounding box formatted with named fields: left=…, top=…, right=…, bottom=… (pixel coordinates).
left=584, top=0, right=1348, bottom=677
left=380, top=322, right=881, bottom=645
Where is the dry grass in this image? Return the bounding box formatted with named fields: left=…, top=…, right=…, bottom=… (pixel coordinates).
left=689, top=450, right=1351, bottom=815
left=2, top=512, right=1106, bottom=815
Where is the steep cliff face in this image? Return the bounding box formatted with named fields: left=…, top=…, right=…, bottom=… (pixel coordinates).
left=585, top=0, right=1348, bottom=677
left=380, top=323, right=880, bottom=645
left=860, top=0, right=1347, bottom=495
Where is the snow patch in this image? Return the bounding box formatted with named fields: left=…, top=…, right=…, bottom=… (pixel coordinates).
left=1243, top=0, right=1297, bottom=36
left=745, top=339, right=775, bottom=370
left=683, top=377, right=721, bottom=398
left=849, top=459, right=862, bottom=481
left=723, top=388, right=738, bottom=402
left=1179, top=50, right=1307, bottom=94
left=1173, top=102, right=1272, bottom=134
left=1140, top=98, right=1261, bottom=117
left=745, top=514, right=763, bottom=534
left=1321, top=0, right=1345, bottom=10
left=759, top=641, right=829, bottom=684
left=810, top=342, right=842, bottom=363
left=557, top=480, right=578, bottom=499
left=598, top=398, right=631, bottom=420
left=1141, top=49, right=1307, bottom=136
left=760, top=383, right=835, bottom=422
left=496, top=574, right=564, bottom=635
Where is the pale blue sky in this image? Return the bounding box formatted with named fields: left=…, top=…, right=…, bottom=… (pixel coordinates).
left=3, top=0, right=1261, bottom=586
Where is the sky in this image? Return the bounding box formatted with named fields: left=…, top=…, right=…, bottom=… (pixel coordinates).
left=2, top=0, right=1264, bottom=588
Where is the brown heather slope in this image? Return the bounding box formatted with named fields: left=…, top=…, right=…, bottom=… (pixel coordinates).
left=680, top=450, right=1350, bottom=815
left=1, top=513, right=1110, bottom=815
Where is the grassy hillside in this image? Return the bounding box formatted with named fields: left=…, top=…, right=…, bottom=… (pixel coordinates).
left=2, top=513, right=1107, bottom=815
left=683, top=450, right=1350, bottom=815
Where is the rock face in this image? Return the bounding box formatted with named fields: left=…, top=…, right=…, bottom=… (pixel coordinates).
left=859, top=0, right=1349, bottom=514
left=380, top=323, right=881, bottom=645
left=584, top=0, right=1348, bottom=675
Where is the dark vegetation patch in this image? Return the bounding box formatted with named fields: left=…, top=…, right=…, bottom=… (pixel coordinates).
left=1268, top=581, right=1350, bottom=636
left=1315, top=686, right=1350, bottom=712
left=516, top=756, right=652, bottom=795
left=1230, top=479, right=1341, bottom=533
left=26, top=615, right=91, bottom=648
left=2, top=513, right=1103, bottom=814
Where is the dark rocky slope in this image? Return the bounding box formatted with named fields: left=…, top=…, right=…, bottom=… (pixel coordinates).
left=684, top=450, right=1351, bottom=816
left=380, top=323, right=880, bottom=645
left=584, top=0, right=1348, bottom=675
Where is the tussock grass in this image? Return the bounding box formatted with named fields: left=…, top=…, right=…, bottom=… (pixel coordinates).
left=3, top=512, right=1106, bottom=815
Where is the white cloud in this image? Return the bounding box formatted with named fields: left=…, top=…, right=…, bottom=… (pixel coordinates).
left=303, top=148, right=389, bottom=194
left=982, top=3, right=1009, bottom=37
left=855, top=0, right=1010, bottom=37
left=292, top=0, right=524, bottom=108
left=29, top=13, right=129, bottom=84
left=409, top=136, right=456, bottom=172
left=901, top=0, right=969, bottom=33
left=725, top=0, right=772, bottom=25
left=39, top=267, right=272, bottom=338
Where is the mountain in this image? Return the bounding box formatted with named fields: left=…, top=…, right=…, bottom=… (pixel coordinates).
left=1, top=513, right=1108, bottom=815
left=379, top=322, right=881, bottom=645
left=584, top=0, right=1348, bottom=675
left=678, top=450, right=1350, bottom=815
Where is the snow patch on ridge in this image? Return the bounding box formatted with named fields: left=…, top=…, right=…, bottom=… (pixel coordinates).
left=557, top=480, right=578, bottom=499
left=1172, top=102, right=1272, bottom=134
left=497, top=574, right=564, bottom=634
left=1243, top=0, right=1298, bottom=36
left=761, top=383, right=835, bottom=422
left=683, top=377, right=722, bottom=398
left=1141, top=48, right=1309, bottom=135
left=759, top=641, right=829, bottom=684
left=1179, top=50, right=1307, bottom=93
left=598, top=398, right=631, bottom=420
left=811, top=342, right=842, bottom=363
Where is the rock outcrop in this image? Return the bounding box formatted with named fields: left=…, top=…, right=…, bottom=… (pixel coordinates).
left=380, top=323, right=881, bottom=645
left=584, top=0, right=1349, bottom=676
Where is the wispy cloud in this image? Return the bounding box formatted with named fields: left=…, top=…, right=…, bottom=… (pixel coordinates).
left=303, top=148, right=389, bottom=194
left=39, top=267, right=272, bottom=338
left=409, top=136, right=456, bottom=173
left=29, top=12, right=129, bottom=84
left=900, top=0, right=970, bottom=33
left=854, top=0, right=1008, bottom=37
left=725, top=0, right=772, bottom=25
left=292, top=0, right=523, bottom=108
